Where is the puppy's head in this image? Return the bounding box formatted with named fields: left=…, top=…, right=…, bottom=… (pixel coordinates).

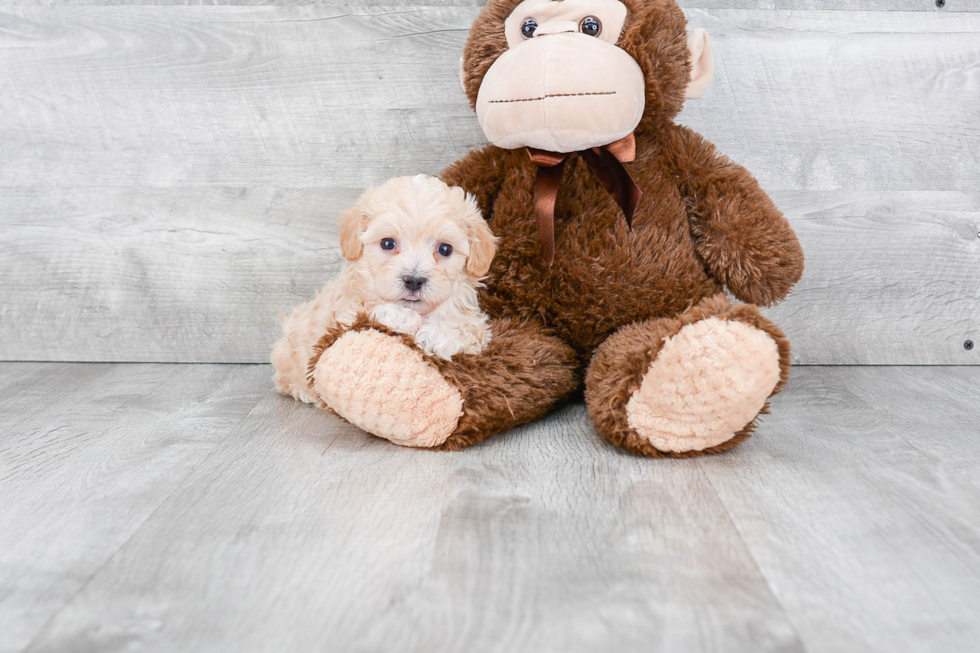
left=339, top=175, right=497, bottom=315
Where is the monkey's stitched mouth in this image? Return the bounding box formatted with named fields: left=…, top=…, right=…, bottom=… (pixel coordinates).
left=488, top=91, right=617, bottom=104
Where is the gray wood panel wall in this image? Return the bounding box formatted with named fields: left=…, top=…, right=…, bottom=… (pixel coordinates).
left=0, top=2, right=978, bottom=364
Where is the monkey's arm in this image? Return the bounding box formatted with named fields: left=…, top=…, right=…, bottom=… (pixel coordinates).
left=438, top=144, right=509, bottom=219
left=667, top=126, right=804, bottom=307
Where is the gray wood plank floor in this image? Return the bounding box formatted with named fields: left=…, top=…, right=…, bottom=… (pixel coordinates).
left=2, top=363, right=978, bottom=653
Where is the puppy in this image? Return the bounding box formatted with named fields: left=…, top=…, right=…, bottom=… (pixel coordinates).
left=271, top=174, right=497, bottom=404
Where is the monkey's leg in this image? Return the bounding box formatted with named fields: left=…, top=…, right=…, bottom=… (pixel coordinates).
left=309, top=315, right=578, bottom=450
left=585, top=294, right=791, bottom=457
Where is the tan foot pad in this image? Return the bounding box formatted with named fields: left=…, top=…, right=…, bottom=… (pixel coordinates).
left=625, top=317, right=781, bottom=453
left=313, top=329, right=463, bottom=448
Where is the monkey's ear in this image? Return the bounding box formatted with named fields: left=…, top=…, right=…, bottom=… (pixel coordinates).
left=685, top=28, right=714, bottom=99
left=339, top=204, right=368, bottom=261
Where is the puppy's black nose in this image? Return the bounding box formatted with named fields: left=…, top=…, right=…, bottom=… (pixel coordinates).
left=402, top=275, right=427, bottom=292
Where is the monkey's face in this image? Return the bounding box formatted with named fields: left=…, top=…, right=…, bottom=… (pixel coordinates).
left=465, top=0, right=713, bottom=153
left=476, top=0, right=642, bottom=153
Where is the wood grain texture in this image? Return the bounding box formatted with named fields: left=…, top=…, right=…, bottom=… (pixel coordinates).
left=19, top=376, right=805, bottom=653
left=0, top=5, right=978, bottom=363
left=0, top=185, right=356, bottom=363
left=8, top=1, right=975, bottom=11
left=700, top=365, right=980, bottom=653
left=677, top=9, right=980, bottom=192
left=765, top=190, right=980, bottom=365
left=685, top=0, right=973, bottom=8
left=0, top=4, right=482, bottom=189
left=5, top=363, right=979, bottom=652
left=0, top=6, right=977, bottom=190
left=2, top=187, right=976, bottom=364
left=0, top=363, right=269, bottom=653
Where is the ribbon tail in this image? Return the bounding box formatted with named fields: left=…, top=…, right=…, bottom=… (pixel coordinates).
left=532, top=159, right=565, bottom=266
left=581, top=147, right=643, bottom=229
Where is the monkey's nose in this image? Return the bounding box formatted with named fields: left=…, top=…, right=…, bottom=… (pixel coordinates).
left=402, top=275, right=427, bottom=292
left=530, top=20, right=578, bottom=37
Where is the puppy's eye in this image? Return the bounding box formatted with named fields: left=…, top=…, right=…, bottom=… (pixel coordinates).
left=437, top=243, right=453, bottom=257
left=579, top=16, right=601, bottom=37
left=521, top=18, right=538, bottom=39
left=380, top=238, right=396, bottom=251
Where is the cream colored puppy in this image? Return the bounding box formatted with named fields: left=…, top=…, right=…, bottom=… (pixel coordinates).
left=272, top=175, right=497, bottom=404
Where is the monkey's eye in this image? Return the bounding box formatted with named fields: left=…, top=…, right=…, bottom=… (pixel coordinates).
left=579, top=16, right=601, bottom=37
left=437, top=243, right=453, bottom=257
left=380, top=238, right=396, bottom=251
left=521, top=18, right=538, bottom=39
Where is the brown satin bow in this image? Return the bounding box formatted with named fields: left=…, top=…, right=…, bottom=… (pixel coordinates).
left=527, top=132, right=642, bottom=265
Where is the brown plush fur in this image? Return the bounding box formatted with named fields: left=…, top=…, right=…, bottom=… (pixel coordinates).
left=315, top=0, right=803, bottom=456
left=442, top=0, right=802, bottom=455
left=584, top=294, right=792, bottom=457
left=309, top=313, right=579, bottom=450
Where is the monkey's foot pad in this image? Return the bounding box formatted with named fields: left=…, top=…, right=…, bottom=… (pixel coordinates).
left=313, top=329, right=463, bottom=448
left=626, top=317, right=781, bottom=453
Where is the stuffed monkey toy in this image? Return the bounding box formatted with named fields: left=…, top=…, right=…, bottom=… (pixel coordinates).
left=306, top=0, right=804, bottom=456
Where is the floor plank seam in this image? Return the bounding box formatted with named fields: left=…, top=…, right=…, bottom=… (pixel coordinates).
left=695, top=459, right=813, bottom=653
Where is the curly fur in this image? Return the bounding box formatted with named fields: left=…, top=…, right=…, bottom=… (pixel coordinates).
left=272, top=175, right=496, bottom=403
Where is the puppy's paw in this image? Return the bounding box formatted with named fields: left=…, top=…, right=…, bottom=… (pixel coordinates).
left=369, top=303, right=423, bottom=335
left=297, top=391, right=318, bottom=405
left=414, top=322, right=469, bottom=360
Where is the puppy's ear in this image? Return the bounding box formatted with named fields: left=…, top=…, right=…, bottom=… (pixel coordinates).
left=339, top=203, right=368, bottom=261
left=466, top=215, right=497, bottom=277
